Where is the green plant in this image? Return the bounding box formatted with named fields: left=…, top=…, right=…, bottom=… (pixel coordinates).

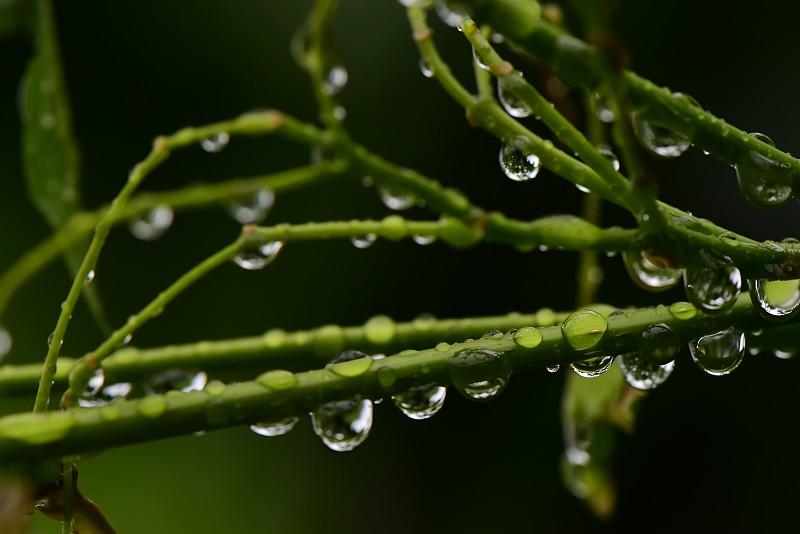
left=1, top=0, right=799, bottom=531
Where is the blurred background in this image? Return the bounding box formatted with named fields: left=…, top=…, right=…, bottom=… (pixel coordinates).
left=2, top=0, right=800, bottom=531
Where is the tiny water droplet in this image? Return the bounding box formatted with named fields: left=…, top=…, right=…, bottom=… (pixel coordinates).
left=591, top=91, right=614, bottom=123
left=749, top=278, right=800, bottom=320
left=570, top=355, right=614, bottom=378
left=311, top=397, right=373, bottom=452
left=85, top=270, right=95, bottom=284
left=684, top=264, right=742, bottom=313
left=562, top=309, right=608, bottom=351
left=497, top=76, right=532, bottom=118
left=146, top=369, right=207, bottom=395
left=481, top=329, right=503, bottom=340
left=250, top=416, right=299, bottom=437
left=435, top=0, right=467, bottom=27
left=0, top=327, right=12, bottom=360
left=689, top=327, right=745, bottom=376
left=233, top=241, right=284, bottom=270
left=419, top=58, right=435, bottom=78
left=228, top=189, right=275, bottom=225
left=632, top=111, right=690, bottom=158
left=597, top=147, right=620, bottom=171
left=668, top=301, right=697, bottom=321
left=435, top=342, right=451, bottom=352
left=413, top=313, right=436, bottom=330
left=623, top=250, right=682, bottom=291
left=618, top=352, right=675, bottom=390
left=120, top=333, right=133, bottom=347
left=364, top=315, right=397, bottom=344
left=46, top=332, right=61, bottom=348
left=79, top=369, right=132, bottom=408
left=546, top=365, right=560, bottom=373
left=513, top=326, right=543, bottom=349
left=200, top=132, right=230, bottom=153
left=351, top=234, right=377, bottom=249
left=499, top=136, right=540, bottom=181
left=412, top=234, right=436, bottom=246
left=447, top=348, right=509, bottom=402
left=257, top=369, right=298, bottom=390
left=473, top=47, right=489, bottom=71
left=332, top=106, right=347, bottom=121
left=392, top=384, right=447, bottom=420
left=640, top=323, right=681, bottom=365
left=735, top=133, right=793, bottom=208
left=129, top=205, right=174, bottom=241
left=322, top=65, right=349, bottom=96
left=378, top=187, right=415, bottom=211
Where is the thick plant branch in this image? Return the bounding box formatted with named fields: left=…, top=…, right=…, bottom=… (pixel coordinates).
left=0, top=293, right=775, bottom=465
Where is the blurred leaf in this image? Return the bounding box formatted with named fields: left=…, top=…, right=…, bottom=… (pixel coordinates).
left=0, top=0, right=33, bottom=37
left=19, top=0, right=110, bottom=334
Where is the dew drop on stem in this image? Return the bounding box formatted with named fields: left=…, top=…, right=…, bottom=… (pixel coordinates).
left=499, top=136, right=540, bottom=181
left=311, top=398, right=373, bottom=452
left=233, top=241, right=284, bottom=270
left=392, top=384, right=447, bottom=420
left=735, top=132, right=793, bottom=208
left=447, top=348, right=510, bottom=402
left=378, top=186, right=415, bottom=211
left=632, top=111, right=690, bottom=158
left=623, top=250, right=682, bottom=291
left=570, top=355, right=614, bottom=378
left=683, top=263, right=741, bottom=314
left=350, top=234, right=377, bottom=249
left=200, top=132, right=230, bottom=153
left=145, top=369, right=208, bottom=395
left=129, top=205, right=174, bottom=241
left=749, top=278, right=800, bottom=320
left=497, top=75, right=532, bottom=118
left=640, top=323, right=681, bottom=365
left=689, top=327, right=746, bottom=376
left=228, top=189, right=275, bottom=225
left=618, top=352, right=674, bottom=390
left=250, top=416, right=299, bottom=437
left=418, top=58, right=435, bottom=78
left=322, top=65, right=349, bottom=96
left=79, top=368, right=132, bottom=408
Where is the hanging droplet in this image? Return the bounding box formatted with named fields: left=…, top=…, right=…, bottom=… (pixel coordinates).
left=392, top=384, right=447, bottom=420
left=129, top=205, right=174, bottom=241
left=683, top=264, right=742, bottom=313
left=497, top=76, right=532, bottom=118
left=473, top=47, right=490, bottom=71
left=640, top=323, right=681, bottom=365
left=618, top=352, right=675, bottom=390
left=0, top=327, right=12, bottom=360
left=570, top=355, right=614, bottom=378
left=447, top=348, right=510, bottom=402
left=46, top=331, right=61, bottom=348
left=689, top=327, right=746, bottom=376
left=632, top=111, right=691, bottom=158
left=378, top=187, right=415, bottom=211
left=412, top=234, right=436, bottom=246
left=351, top=234, right=377, bottom=249
left=85, top=270, right=96, bottom=284
left=499, top=136, right=540, bottom=181
left=145, top=369, right=207, bottom=395
left=233, top=241, right=284, bottom=270
left=546, top=365, right=560, bottom=373
left=622, top=249, right=682, bottom=291
left=481, top=329, right=503, bottom=340
left=591, top=91, right=614, bottom=123
left=562, top=309, right=608, bottom=351
left=435, top=0, right=467, bottom=27
left=249, top=416, right=299, bottom=437
left=419, top=58, right=435, bottom=78
left=228, top=188, right=275, bottom=225
left=750, top=278, right=800, bottom=319
left=311, top=397, right=373, bottom=452
left=735, top=133, right=793, bottom=208
left=597, top=147, right=620, bottom=171
left=78, top=368, right=105, bottom=407
left=200, top=132, right=230, bottom=153
left=79, top=368, right=132, bottom=408
left=322, top=65, right=349, bottom=96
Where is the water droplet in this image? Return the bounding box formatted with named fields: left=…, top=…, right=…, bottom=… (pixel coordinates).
left=497, top=76, right=532, bottom=118
left=570, top=355, right=614, bottom=378
left=668, top=301, right=697, bottom=321
left=623, top=250, right=682, bottom=291
left=392, top=384, right=447, bottom=420
left=473, top=47, right=490, bottom=71
left=632, top=111, right=690, bottom=158
left=257, top=369, right=298, bottom=390
left=351, top=234, right=377, bottom=249
left=378, top=187, right=415, bottom=211
left=311, top=397, right=373, bottom=452
left=129, top=205, right=174, bottom=241
left=597, top=147, right=620, bottom=171
left=332, top=106, right=347, bottom=121
left=419, top=58, right=435, bottom=78
left=689, top=327, right=745, bottom=376
left=228, top=189, right=275, bottom=225
left=435, top=0, right=467, bottom=27
left=364, top=315, right=397, bottom=344
left=413, top=313, right=436, bottom=330
left=562, top=309, right=608, bottom=351
left=684, top=264, right=742, bottom=313
left=85, top=270, right=95, bottom=284
left=513, top=326, right=543, bottom=349
left=0, top=327, right=12, bottom=360
left=481, top=329, right=503, bottom=340
left=200, top=132, right=230, bottom=153
left=435, top=342, right=451, bottom=352
left=146, top=369, right=207, bottom=395
left=322, top=65, right=349, bottom=96
left=774, top=350, right=795, bottom=360
left=640, top=323, right=681, bottom=365
left=412, top=234, right=436, bottom=246
left=592, top=91, right=614, bottom=123
left=249, top=416, right=299, bottom=437
left=138, top=396, right=168, bottom=419
left=46, top=332, right=61, bottom=348
left=79, top=378, right=132, bottom=408
left=749, top=278, right=800, bottom=319
left=499, top=136, right=540, bottom=181
left=233, top=241, right=284, bottom=270
left=447, top=348, right=510, bottom=402
left=618, top=352, right=675, bottom=390
left=77, top=368, right=105, bottom=407
left=546, top=365, right=560, bottom=373
left=328, top=354, right=373, bottom=377
left=735, top=132, right=793, bottom=207
left=205, top=380, right=226, bottom=396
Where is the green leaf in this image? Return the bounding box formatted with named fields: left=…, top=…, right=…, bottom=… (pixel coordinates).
left=19, top=0, right=110, bottom=335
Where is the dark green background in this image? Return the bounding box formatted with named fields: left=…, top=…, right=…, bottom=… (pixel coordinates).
left=2, top=1, right=800, bottom=532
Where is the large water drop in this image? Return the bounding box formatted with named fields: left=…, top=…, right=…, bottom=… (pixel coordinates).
left=622, top=250, right=682, bottom=291
left=447, top=348, right=510, bottom=402
left=570, top=355, right=614, bottom=378
left=233, top=241, right=284, bottom=270
left=750, top=278, right=800, bottom=320
left=250, top=416, right=299, bottom=437
left=639, top=323, right=681, bottom=365
left=146, top=369, right=207, bottom=395
left=378, top=187, right=415, bottom=211
left=392, top=384, right=447, bottom=420
left=499, top=136, right=540, bottom=182
left=311, top=398, right=373, bottom=452
left=689, top=327, right=745, bottom=376
left=735, top=133, right=793, bottom=208
left=632, top=111, right=690, bottom=158
left=562, top=309, right=608, bottom=351
left=498, top=76, right=532, bottom=118
left=684, top=264, right=742, bottom=313
left=618, top=352, right=675, bottom=390
left=129, top=205, right=174, bottom=241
